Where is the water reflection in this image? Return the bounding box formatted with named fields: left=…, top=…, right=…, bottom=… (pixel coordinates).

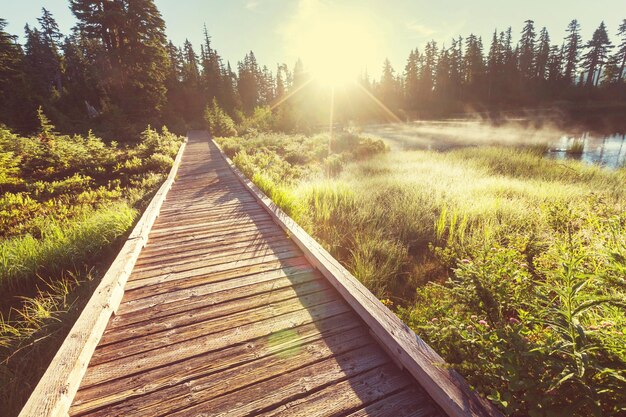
left=551, top=133, right=626, bottom=168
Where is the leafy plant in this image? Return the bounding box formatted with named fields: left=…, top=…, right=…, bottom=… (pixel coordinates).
left=204, top=98, right=237, bottom=137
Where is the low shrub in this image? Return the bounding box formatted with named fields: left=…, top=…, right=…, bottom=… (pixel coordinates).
left=204, top=98, right=237, bottom=137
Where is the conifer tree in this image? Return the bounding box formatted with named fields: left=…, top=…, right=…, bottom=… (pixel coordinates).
left=420, top=41, right=438, bottom=100
left=0, top=18, right=29, bottom=128
left=404, top=48, right=419, bottom=108
left=238, top=52, right=260, bottom=113
left=563, top=20, right=582, bottom=84
left=292, top=58, right=306, bottom=88
left=70, top=0, right=169, bottom=124
left=582, top=22, right=613, bottom=86
left=23, top=25, right=51, bottom=98
left=379, top=58, right=399, bottom=109
left=501, top=27, right=517, bottom=82
left=535, top=27, right=551, bottom=80
left=275, top=64, right=286, bottom=99
left=547, top=44, right=564, bottom=83
left=518, top=20, right=536, bottom=79
left=435, top=46, right=451, bottom=99
left=62, top=34, right=101, bottom=114
left=613, top=19, right=626, bottom=84
left=487, top=30, right=501, bottom=100
left=201, top=26, right=224, bottom=103
left=182, top=39, right=200, bottom=84
left=37, top=8, right=63, bottom=92
left=449, top=38, right=463, bottom=99
left=0, top=19, right=22, bottom=89
left=463, top=34, right=484, bottom=90
left=220, top=62, right=239, bottom=114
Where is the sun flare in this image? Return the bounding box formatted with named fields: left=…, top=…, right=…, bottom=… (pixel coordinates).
left=286, top=8, right=383, bottom=87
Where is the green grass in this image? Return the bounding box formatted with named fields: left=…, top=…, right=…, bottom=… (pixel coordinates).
left=0, top=203, right=136, bottom=291
left=218, top=132, right=626, bottom=417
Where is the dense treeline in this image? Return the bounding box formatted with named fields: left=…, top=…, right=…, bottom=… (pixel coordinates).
left=0, top=1, right=625, bottom=136
left=0, top=1, right=305, bottom=137
left=371, top=19, right=626, bottom=119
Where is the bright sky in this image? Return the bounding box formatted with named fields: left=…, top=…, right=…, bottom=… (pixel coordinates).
left=3, top=0, right=625, bottom=77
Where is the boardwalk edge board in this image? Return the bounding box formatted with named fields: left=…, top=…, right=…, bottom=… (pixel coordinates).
left=212, top=133, right=503, bottom=417
left=18, top=138, right=188, bottom=417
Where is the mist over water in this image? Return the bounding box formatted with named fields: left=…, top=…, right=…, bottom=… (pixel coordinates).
left=363, top=120, right=626, bottom=168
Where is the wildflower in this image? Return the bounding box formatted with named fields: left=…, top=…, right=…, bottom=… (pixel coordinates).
left=467, top=325, right=474, bottom=331
left=478, top=320, right=489, bottom=327
left=431, top=318, right=439, bottom=323
left=471, top=315, right=478, bottom=320
left=461, top=259, right=471, bottom=264
left=508, top=317, right=520, bottom=325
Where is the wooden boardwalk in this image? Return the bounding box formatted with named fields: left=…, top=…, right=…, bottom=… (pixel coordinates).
left=65, top=131, right=443, bottom=416
left=21, top=131, right=501, bottom=417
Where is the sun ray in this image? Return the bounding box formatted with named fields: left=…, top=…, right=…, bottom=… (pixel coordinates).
left=270, top=77, right=314, bottom=110
left=356, top=83, right=404, bottom=124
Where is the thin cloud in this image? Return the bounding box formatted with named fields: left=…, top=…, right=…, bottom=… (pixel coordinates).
left=245, top=0, right=260, bottom=11
left=405, top=21, right=436, bottom=38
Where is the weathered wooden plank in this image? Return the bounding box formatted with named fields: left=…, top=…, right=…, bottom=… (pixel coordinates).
left=156, top=200, right=263, bottom=217
left=99, top=276, right=328, bottom=346
left=152, top=206, right=268, bottom=228
left=73, top=326, right=371, bottom=416
left=166, top=347, right=391, bottom=417
left=71, top=312, right=363, bottom=416
left=115, top=264, right=317, bottom=318
left=133, top=238, right=295, bottom=273
left=137, top=227, right=285, bottom=257
left=145, top=217, right=277, bottom=240
left=258, top=363, right=413, bottom=417
left=18, top=139, right=188, bottom=417
left=78, top=299, right=351, bottom=388
left=130, top=241, right=298, bottom=280
left=345, top=388, right=441, bottom=417
left=161, top=194, right=256, bottom=208
left=140, top=221, right=280, bottom=247
left=134, top=233, right=291, bottom=267
left=213, top=135, right=502, bottom=417
left=149, top=209, right=271, bottom=233
left=124, top=252, right=306, bottom=293
left=90, top=287, right=337, bottom=365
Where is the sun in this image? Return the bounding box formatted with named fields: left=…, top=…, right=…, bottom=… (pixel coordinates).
left=286, top=8, right=382, bottom=87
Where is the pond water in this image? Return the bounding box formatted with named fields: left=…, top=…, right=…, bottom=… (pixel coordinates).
left=363, top=121, right=626, bottom=169
left=551, top=133, right=626, bottom=168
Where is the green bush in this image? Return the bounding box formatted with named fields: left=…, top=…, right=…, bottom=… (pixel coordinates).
left=204, top=98, right=237, bottom=137
left=238, top=106, right=275, bottom=134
